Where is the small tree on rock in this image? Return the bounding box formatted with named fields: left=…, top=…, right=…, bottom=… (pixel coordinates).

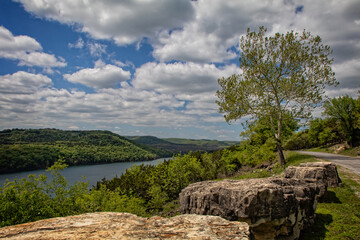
left=216, top=27, right=337, bottom=166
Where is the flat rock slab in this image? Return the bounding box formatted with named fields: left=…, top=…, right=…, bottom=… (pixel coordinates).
left=0, top=212, right=250, bottom=240
left=179, top=178, right=325, bottom=240
left=285, top=162, right=342, bottom=187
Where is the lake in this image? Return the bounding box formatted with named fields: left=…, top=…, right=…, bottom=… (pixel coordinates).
left=0, top=158, right=170, bottom=188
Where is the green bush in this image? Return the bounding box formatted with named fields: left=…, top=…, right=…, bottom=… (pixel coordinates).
left=221, top=140, right=276, bottom=168
left=0, top=159, right=147, bottom=227
left=284, top=131, right=311, bottom=150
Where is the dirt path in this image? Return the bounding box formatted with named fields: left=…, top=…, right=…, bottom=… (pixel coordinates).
left=296, top=151, right=360, bottom=175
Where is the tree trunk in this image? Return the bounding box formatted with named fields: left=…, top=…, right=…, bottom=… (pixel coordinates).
left=269, top=115, right=286, bottom=166
left=276, top=139, right=286, bottom=167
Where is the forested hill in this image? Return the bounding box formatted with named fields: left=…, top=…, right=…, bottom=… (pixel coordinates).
left=0, top=129, right=157, bottom=174
left=126, top=136, right=238, bottom=153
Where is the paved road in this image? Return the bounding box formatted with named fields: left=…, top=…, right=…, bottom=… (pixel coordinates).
left=296, top=151, right=360, bottom=175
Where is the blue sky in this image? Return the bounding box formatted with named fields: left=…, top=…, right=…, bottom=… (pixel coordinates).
left=0, top=0, right=359, bottom=140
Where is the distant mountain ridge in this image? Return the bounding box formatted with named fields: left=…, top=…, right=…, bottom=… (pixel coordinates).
left=126, top=136, right=238, bottom=154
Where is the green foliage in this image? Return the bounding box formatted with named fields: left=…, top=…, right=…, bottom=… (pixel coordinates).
left=242, top=113, right=298, bottom=146
left=285, top=116, right=347, bottom=150
left=0, top=129, right=157, bottom=173
left=0, top=159, right=87, bottom=227
left=357, top=91, right=360, bottom=129
left=222, top=140, right=276, bottom=168
left=0, top=159, right=148, bottom=227
left=216, top=26, right=337, bottom=165
left=75, top=185, right=148, bottom=217
left=97, top=154, right=207, bottom=212
left=308, top=118, right=344, bottom=147
left=323, top=95, right=360, bottom=147
left=284, top=131, right=311, bottom=150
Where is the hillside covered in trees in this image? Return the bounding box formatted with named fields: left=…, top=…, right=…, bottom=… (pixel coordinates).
left=0, top=129, right=158, bottom=174
left=126, top=136, right=238, bottom=154
left=0, top=129, right=238, bottom=174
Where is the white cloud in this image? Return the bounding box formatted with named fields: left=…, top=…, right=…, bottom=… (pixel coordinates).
left=0, top=71, right=53, bottom=122
left=64, top=63, right=131, bottom=89
left=152, top=0, right=295, bottom=63
left=87, top=42, right=107, bottom=57
left=0, top=70, right=240, bottom=138
left=0, top=26, right=41, bottom=51
left=325, top=88, right=359, bottom=99
left=0, top=71, right=52, bottom=94
left=68, top=38, right=108, bottom=57
left=113, top=60, right=135, bottom=69
left=68, top=37, right=84, bottom=49
left=332, top=58, right=360, bottom=90
left=133, top=62, right=239, bottom=95
left=0, top=26, right=66, bottom=67
left=0, top=73, right=190, bottom=128
left=278, top=0, right=360, bottom=96
left=133, top=62, right=240, bottom=123
left=15, top=0, right=195, bottom=45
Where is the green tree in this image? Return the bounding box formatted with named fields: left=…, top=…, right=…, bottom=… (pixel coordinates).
left=323, top=95, right=359, bottom=147
left=307, top=118, right=343, bottom=147
left=216, top=26, right=337, bottom=166
left=241, top=112, right=298, bottom=146
left=355, top=91, right=360, bottom=131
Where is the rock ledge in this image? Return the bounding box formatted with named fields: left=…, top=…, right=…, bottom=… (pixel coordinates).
left=0, top=212, right=250, bottom=240
left=179, top=178, right=325, bottom=240
left=285, top=162, right=342, bottom=187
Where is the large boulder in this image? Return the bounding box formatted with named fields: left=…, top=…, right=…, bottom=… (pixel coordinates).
left=179, top=178, right=326, bottom=240
left=285, top=162, right=342, bottom=187
left=0, top=212, right=250, bottom=240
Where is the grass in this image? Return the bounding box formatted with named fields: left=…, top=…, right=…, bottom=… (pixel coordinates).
left=340, top=146, right=360, bottom=157
left=300, top=167, right=360, bottom=239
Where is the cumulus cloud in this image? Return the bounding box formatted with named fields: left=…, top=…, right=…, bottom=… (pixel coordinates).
left=64, top=63, right=131, bottom=89
left=0, top=71, right=52, bottom=94
left=152, top=0, right=295, bottom=63
left=15, top=0, right=195, bottom=45
left=0, top=72, right=195, bottom=130
left=13, top=0, right=360, bottom=96
left=133, top=62, right=239, bottom=95
left=0, top=26, right=66, bottom=67
left=0, top=71, right=53, bottom=123
left=133, top=62, right=240, bottom=123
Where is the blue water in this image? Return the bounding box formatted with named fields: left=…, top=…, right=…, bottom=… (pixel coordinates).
left=0, top=158, right=170, bottom=188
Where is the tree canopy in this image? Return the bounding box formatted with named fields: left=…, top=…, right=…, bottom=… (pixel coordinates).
left=216, top=26, right=337, bottom=165
left=323, top=95, right=359, bottom=147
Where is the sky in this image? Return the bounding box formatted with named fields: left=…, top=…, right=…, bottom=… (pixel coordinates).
left=0, top=0, right=359, bottom=141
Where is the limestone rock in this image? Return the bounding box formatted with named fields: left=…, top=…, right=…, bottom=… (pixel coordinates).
left=179, top=178, right=325, bottom=240
left=0, top=212, right=250, bottom=240
left=285, top=162, right=342, bottom=187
